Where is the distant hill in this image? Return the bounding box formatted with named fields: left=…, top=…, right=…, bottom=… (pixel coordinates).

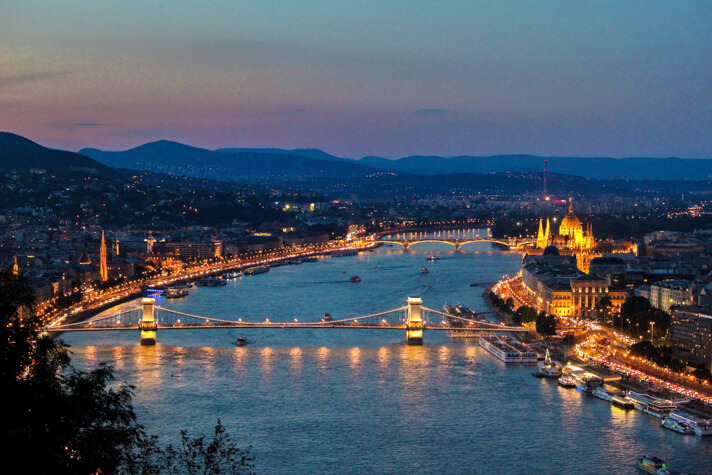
left=359, top=154, right=712, bottom=180
left=81, top=141, right=379, bottom=180
left=215, top=147, right=349, bottom=162
left=0, top=132, right=112, bottom=175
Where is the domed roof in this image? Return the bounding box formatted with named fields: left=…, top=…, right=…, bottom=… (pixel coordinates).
left=559, top=200, right=581, bottom=233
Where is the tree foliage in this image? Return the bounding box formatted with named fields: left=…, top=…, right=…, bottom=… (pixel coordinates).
left=1, top=267, right=254, bottom=474
left=619, top=296, right=671, bottom=338
left=535, top=312, right=557, bottom=337
left=513, top=305, right=538, bottom=325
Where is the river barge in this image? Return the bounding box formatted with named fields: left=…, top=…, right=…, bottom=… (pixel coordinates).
left=480, top=335, right=538, bottom=363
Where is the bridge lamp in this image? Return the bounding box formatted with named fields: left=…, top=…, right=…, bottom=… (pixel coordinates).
left=238, top=318, right=242, bottom=322
left=382, top=319, right=386, bottom=324
left=266, top=318, right=270, bottom=323
left=294, top=318, right=298, bottom=322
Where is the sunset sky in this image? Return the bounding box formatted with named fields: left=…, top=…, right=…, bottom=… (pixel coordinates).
left=2, top=1, right=711, bottom=158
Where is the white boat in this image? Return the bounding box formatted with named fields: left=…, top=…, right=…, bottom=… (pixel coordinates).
left=536, top=349, right=562, bottom=377
left=694, top=422, right=712, bottom=437
left=661, top=417, right=694, bottom=435
left=636, top=455, right=670, bottom=474
left=593, top=386, right=614, bottom=402
left=668, top=411, right=712, bottom=437
left=480, top=335, right=538, bottom=363
left=611, top=394, right=635, bottom=409
left=627, top=392, right=676, bottom=419
left=244, top=265, right=269, bottom=276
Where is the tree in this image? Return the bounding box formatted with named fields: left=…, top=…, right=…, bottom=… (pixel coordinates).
left=1, top=267, right=254, bottom=474
left=513, top=305, right=538, bottom=325
left=595, top=295, right=613, bottom=325
left=535, top=312, right=557, bottom=338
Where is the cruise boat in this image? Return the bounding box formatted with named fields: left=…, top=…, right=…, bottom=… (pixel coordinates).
left=558, top=375, right=576, bottom=388
left=426, top=252, right=439, bottom=261
left=611, top=394, right=635, bottom=410
left=592, top=386, right=615, bottom=402
left=444, top=305, right=484, bottom=338
left=244, top=265, right=269, bottom=276
left=661, top=417, right=694, bottom=435
left=535, top=349, right=562, bottom=378
left=332, top=249, right=359, bottom=257
left=480, top=335, right=538, bottom=363
left=235, top=336, right=247, bottom=347
left=349, top=276, right=362, bottom=283
left=562, top=365, right=603, bottom=393
left=666, top=412, right=712, bottom=437
left=636, top=455, right=670, bottom=474
left=165, top=286, right=189, bottom=299
left=322, top=313, right=333, bottom=322
left=627, top=392, right=676, bottom=419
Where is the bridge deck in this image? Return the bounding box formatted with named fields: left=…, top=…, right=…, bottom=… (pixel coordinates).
left=47, top=323, right=527, bottom=332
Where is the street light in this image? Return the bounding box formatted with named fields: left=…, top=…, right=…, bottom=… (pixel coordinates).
left=650, top=321, right=655, bottom=345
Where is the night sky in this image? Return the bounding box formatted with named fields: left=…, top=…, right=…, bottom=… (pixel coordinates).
left=2, top=1, right=711, bottom=158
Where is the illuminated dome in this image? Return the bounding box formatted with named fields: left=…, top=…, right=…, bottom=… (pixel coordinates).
left=559, top=201, right=582, bottom=236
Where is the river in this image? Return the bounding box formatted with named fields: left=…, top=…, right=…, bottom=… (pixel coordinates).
left=63, top=236, right=712, bottom=474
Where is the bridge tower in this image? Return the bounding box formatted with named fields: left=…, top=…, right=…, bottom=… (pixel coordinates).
left=402, top=241, right=410, bottom=251
left=455, top=242, right=462, bottom=252
left=405, top=297, right=424, bottom=345
left=140, top=297, right=157, bottom=345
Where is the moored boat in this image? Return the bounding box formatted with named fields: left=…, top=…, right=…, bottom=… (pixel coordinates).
left=244, top=265, right=269, bottom=276
left=636, top=455, right=670, bottom=474
left=661, top=417, right=694, bottom=435
left=535, top=349, right=562, bottom=378
left=558, top=375, right=576, bottom=388
left=165, top=286, right=189, bottom=298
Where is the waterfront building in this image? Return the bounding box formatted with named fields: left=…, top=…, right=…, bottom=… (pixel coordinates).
left=671, top=306, right=712, bottom=370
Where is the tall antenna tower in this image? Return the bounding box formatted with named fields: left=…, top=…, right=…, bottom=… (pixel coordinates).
left=543, top=159, right=549, bottom=200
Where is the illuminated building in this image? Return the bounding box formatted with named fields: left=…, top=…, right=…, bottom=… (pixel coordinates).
left=99, top=231, right=108, bottom=282
left=671, top=306, right=712, bottom=370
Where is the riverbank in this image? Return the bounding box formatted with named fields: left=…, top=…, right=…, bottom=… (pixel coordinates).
left=482, top=283, right=540, bottom=343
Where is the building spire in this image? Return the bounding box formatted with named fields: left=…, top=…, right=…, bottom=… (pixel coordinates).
left=12, top=255, right=19, bottom=275
left=536, top=219, right=545, bottom=248
left=568, top=199, right=574, bottom=214
left=114, top=234, right=120, bottom=257
left=544, top=218, right=551, bottom=245
left=100, top=230, right=108, bottom=282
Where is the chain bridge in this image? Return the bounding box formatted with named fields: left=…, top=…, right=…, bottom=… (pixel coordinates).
left=45, top=297, right=527, bottom=345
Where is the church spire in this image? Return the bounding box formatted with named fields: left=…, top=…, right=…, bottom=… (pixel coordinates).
left=114, top=234, right=120, bottom=257
left=12, top=256, right=19, bottom=276
left=568, top=199, right=574, bottom=214
left=544, top=218, right=551, bottom=246
left=536, top=219, right=545, bottom=248
left=100, top=231, right=108, bottom=282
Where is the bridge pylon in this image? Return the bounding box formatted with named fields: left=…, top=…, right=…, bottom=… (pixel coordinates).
left=454, top=242, right=461, bottom=252
left=405, top=297, right=423, bottom=345
left=403, top=241, right=410, bottom=251
left=140, top=297, right=157, bottom=345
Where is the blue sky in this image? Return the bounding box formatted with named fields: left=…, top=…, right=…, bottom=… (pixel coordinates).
left=1, top=1, right=711, bottom=158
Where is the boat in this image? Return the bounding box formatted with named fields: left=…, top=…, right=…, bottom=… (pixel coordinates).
left=661, top=417, right=694, bottom=435
left=666, top=411, right=712, bottom=436
left=421, top=268, right=429, bottom=274
left=535, top=349, right=562, bottom=378
left=332, top=249, right=359, bottom=257
left=562, top=364, right=603, bottom=393
left=197, top=277, right=226, bottom=287
left=235, top=336, right=247, bottom=347
left=636, top=455, right=670, bottom=474
left=349, top=276, right=362, bottom=283
left=627, top=392, right=676, bottom=419
left=244, top=265, right=269, bottom=276
left=426, top=252, right=439, bottom=261
left=558, top=375, right=576, bottom=388
left=694, top=421, right=712, bottom=437
left=444, top=305, right=486, bottom=338
left=593, top=386, right=614, bottom=402
left=165, top=286, right=189, bottom=299
left=480, top=335, right=538, bottom=363
left=611, top=394, right=636, bottom=409
left=322, top=313, right=333, bottom=322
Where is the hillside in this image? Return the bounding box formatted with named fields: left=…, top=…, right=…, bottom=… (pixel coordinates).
left=359, top=154, right=712, bottom=180
left=0, top=132, right=112, bottom=175
left=81, top=141, right=379, bottom=180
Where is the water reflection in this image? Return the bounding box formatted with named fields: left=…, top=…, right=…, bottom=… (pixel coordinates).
left=289, top=347, right=303, bottom=373
left=317, top=347, right=329, bottom=373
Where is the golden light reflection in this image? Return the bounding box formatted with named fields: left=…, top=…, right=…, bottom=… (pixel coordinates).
left=85, top=346, right=98, bottom=367
left=135, top=344, right=162, bottom=402
left=111, top=346, right=125, bottom=371
left=317, top=346, right=329, bottom=372
left=377, top=346, right=390, bottom=370
left=260, top=347, right=274, bottom=374
left=465, top=345, right=477, bottom=360
left=232, top=347, right=247, bottom=373
left=349, top=347, right=362, bottom=373
left=289, top=347, right=302, bottom=373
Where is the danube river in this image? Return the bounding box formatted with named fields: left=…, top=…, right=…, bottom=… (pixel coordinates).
left=64, top=239, right=711, bottom=474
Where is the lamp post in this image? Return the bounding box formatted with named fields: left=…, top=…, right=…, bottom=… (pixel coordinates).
left=650, top=321, right=655, bottom=345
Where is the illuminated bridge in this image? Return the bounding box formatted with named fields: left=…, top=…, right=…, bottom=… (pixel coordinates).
left=45, top=297, right=527, bottom=346
left=371, top=231, right=535, bottom=251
